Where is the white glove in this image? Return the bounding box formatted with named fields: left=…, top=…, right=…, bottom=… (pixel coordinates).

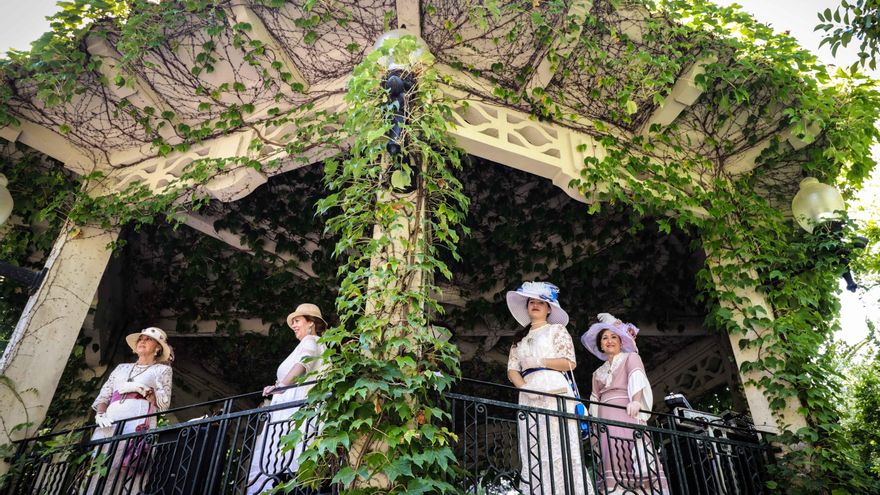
left=520, top=356, right=545, bottom=370
left=116, top=381, right=149, bottom=396
left=626, top=401, right=641, bottom=418
left=95, top=413, right=113, bottom=429
left=597, top=313, right=619, bottom=325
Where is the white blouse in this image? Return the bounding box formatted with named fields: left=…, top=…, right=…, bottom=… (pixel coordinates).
left=92, top=362, right=174, bottom=412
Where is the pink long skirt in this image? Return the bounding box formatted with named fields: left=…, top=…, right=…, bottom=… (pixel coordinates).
left=595, top=396, right=669, bottom=494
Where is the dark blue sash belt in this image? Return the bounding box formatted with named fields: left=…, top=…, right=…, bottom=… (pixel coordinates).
left=521, top=367, right=553, bottom=378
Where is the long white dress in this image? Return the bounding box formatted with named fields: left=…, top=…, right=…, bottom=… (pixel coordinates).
left=246, top=334, right=325, bottom=495
left=87, top=363, right=173, bottom=494
left=508, top=323, right=592, bottom=495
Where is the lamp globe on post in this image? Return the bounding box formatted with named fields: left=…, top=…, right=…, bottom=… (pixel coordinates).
left=791, top=177, right=866, bottom=292
left=0, top=174, right=47, bottom=295
left=791, top=177, right=846, bottom=234
left=371, top=29, right=430, bottom=72
left=0, top=173, right=13, bottom=227
left=371, top=29, right=432, bottom=163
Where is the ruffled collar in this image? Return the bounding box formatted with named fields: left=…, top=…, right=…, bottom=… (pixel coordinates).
left=594, top=352, right=629, bottom=388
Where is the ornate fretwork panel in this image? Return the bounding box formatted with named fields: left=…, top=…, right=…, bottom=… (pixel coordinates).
left=649, top=335, right=741, bottom=412
left=447, top=98, right=606, bottom=202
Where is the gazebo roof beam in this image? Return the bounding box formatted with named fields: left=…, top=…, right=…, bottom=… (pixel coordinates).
left=227, top=1, right=310, bottom=93
left=85, top=35, right=179, bottom=143
left=722, top=121, right=820, bottom=175
left=522, top=0, right=593, bottom=94
left=181, top=211, right=317, bottom=279
left=0, top=118, right=95, bottom=175
left=396, top=0, right=421, bottom=35
left=637, top=56, right=716, bottom=136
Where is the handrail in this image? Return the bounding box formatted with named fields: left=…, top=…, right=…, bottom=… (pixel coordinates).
left=13, top=380, right=317, bottom=444
left=6, top=376, right=774, bottom=495
left=457, top=377, right=765, bottom=436
left=15, top=377, right=763, bottom=444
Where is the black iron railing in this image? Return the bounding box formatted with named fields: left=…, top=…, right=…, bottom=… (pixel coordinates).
left=452, top=378, right=774, bottom=495
left=3, top=379, right=774, bottom=494
left=2, top=384, right=334, bottom=495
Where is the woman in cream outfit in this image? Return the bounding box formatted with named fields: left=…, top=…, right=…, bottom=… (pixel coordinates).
left=247, top=303, right=327, bottom=495
left=506, top=282, right=592, bottom=495
left=87, top=327, right=173, bottom=493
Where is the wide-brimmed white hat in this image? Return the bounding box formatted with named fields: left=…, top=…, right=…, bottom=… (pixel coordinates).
left=581, top=319, right=637, bottom=361
left=506, top=281, right=569, bottom=327
left=126, top=327, right=173, bottom=363
left=286, top=303, right=326, bottom=329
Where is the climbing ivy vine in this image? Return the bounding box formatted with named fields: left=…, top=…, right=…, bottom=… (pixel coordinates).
left=1, top=0, right=879, bottom=493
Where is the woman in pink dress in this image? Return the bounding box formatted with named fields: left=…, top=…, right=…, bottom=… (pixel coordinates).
left=582, top=314, right=668, bottom=494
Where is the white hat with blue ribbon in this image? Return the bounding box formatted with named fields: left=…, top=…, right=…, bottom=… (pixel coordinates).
left=506, top=281, right=569, bottom=327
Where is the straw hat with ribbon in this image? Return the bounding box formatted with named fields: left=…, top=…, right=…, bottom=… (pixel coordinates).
left=125, top=327, right=173, bottom=363
left=286, top=303, right=327, bottom=329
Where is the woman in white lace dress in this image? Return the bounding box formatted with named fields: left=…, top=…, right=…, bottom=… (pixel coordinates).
left=88, top=327, right=173, bottom=493
left=247, top=303, right=327, bottom=495
left=506, top=282, right=592, bottom=495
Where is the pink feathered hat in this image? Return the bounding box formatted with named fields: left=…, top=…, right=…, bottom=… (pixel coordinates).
left=580, top=319, right=638, bottom=361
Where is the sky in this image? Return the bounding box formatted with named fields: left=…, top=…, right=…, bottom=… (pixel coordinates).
left=0, top=1, right=877, bottom=346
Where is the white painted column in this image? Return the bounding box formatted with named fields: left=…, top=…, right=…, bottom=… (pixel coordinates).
left=0, top=223, right=118, bottom=449
left=705, top=254, right=808, bottom=435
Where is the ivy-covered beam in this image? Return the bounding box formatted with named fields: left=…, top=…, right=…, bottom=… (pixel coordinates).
left=181, top=210, right=317, bottom=279
left=85, top=34, right=180, bottom=143
left=0, top=118, right=95, bottom=175
left=226, top=1, right=311, bottom=93
left=637, top=56, right=715, bottom=135
left=522, top=0, right=593, bottom=94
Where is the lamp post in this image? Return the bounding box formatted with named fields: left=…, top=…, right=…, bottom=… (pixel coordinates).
left=0, top=174, right=47, bottom=296
left=791, top=177, right=867, bottom=292
left=372, top=30, right=427, bottom=161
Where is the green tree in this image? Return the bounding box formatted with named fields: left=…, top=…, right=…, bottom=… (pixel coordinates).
left=843, top=344, right=880, bottom=477
left=816, top=0, right=880, bottom=71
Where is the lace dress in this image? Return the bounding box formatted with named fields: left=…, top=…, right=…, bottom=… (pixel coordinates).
left=508, top=323, right=592, bottom=495
left=87, top=363, right=173, bottom=493
left=247, top=334, right=326, bottom=495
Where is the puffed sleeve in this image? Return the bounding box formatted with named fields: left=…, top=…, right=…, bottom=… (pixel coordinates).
left=507, top=344, right=520, bottom=371
left=153, top=365, right=173, bottom=411
left=625, top=353, right=653, bottom=421
left=296, top=336, right=323, bottom=373
left=551, top=325, right=576, bottom=364
left=92, top=365, right=123, bottom=411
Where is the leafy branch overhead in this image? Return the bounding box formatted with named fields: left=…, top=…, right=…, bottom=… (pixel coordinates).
left=816, top=0, right=880, bottom=71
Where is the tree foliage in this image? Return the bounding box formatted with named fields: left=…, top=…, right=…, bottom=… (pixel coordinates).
left=816, top=0, right=880, bottom=72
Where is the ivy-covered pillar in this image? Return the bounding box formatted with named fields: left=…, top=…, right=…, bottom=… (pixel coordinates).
left=704, top=249, right=809, bottom=434
left=303, top=32, right=465, bottom=493
left=0, top=222, right=118, bottom=453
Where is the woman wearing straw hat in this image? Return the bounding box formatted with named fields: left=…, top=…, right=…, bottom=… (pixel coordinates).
left=88, top=327, right=174, bottom=492
left=581, top=313, right=668, bottom=494
left=506, top=282, right=591, bottom=495
left=247, top=303, right=328, bottom=495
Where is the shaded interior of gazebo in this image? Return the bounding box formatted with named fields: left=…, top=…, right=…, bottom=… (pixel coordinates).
left=78, top=157, right=746, bottom=421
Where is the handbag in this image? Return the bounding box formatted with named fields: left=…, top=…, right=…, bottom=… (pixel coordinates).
left=563, top=369, right=590, bottom=439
